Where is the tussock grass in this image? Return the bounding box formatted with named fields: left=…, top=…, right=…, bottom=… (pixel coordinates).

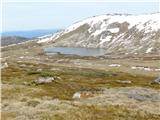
left=2, top=63, right=159, bottom=101
left=38, top=105, right=160, bottom=120
left=1, top=62, right=160, bottom=120
left=27, top=100, right=40, bottom=107
left=1, top=112, right=17, bottom=120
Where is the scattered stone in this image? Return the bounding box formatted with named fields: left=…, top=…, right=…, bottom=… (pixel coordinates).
left=50, top=68, right=60, bottom=71
left=143, top=67, right=153, bottom=71
left=128, top=92, right=160, bottom=102
left=22, top=82, right=32, bottom=86
left=116, top=80, right=132, bottom=84
left=42, top=96, right=53, bottom=100
left=151, top=77, right=160, bottom=84
left=109, top=64, right=121, bottom=67
left=72, top=92, right=81, bottom=99
left=19, top=56, right=24, bottom=59
left=2, top=103, right=9, bottom=109
left=25, top=52, right=29, bottom=54
left=72, top=91, right=94, bottom=99
left=131, top=66, right=136, bottom=69
left=28, top=65, right=33, bottom=68
left=56, top=77, right=62, bottom=80
left=131, top=66, right=144, bottom=70
left=155, top=69, right=160, bottom=71
left=80, top=92, right=94, bottom=98
left=34, top=77, right=55, bottom=84
left=37, top=68, right=42, bottom=72
left=1, top=62, right=8, bottom=69
left=19, top=64, right=26, bottom=67
left=131, top=66, right=153, bottom=71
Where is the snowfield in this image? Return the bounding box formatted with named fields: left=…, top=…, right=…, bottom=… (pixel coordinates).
left=64, top=13, right=160, bottom=34
left=37, top=13, right=160, bottom=55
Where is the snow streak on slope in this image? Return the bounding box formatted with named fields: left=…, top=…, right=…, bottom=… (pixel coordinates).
left=64, top=13, right=160, bottom=35
left=38, top=13, right=160, bottom=55
left=37, top=32, right=62, bottom=43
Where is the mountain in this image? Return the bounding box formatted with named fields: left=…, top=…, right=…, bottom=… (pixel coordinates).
left=1, top=36, right=30, bottom=46
left=38, top=13, right=160, bottom=55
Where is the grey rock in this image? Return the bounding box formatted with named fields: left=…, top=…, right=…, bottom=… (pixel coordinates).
left=72, top=92, right=81, bottom=99
left=128, top=93, right=160, bottom=102
left=34, top=77, right=55, bottom=84
left=124, top=87, right=160, bottom=102
left=1, top=62, right=8, bottom=69
left=116, top=80, right=132, bottom=84
left=151, top=77, right=160, bottom=84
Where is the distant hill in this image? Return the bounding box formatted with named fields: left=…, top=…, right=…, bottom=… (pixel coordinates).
left=1, top=36, right=30, bottom=46
left=1, top=29, right=62, bottom=38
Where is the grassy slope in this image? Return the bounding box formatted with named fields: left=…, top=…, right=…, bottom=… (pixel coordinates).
left=2, top=62, right=160, bottom=120
left=1, top=42, right=160, bottom=120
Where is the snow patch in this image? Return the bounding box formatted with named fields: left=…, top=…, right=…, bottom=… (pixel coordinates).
left=37, top=37, right=51, bottom=43
left=37, top=34, right=52, bottom=39
left=108, top=28, right=119, bottom=33
left=146, top=47, right=153, bottom=53
left=37, top=13, right=160, bottom=45
left=92, top=28, right=106, bottom=36
left=100, top=36, right=112, bottom=44
left=64, top=13, right=160, bottom=34
left=37, top=32, right=61, bottom=43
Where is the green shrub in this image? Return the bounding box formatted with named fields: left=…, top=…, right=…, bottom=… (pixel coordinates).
left=27, top=71, right=41, bottom=75
left=39, top=72, right=54, bottom=77
left=27, top=100, right=40, bottom=107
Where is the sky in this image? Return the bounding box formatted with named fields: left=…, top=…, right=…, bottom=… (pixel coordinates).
left=1, top=0, right=159, bottom=32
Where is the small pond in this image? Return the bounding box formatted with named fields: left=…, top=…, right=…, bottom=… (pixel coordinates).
left=44, top=47, right=107, bottom=56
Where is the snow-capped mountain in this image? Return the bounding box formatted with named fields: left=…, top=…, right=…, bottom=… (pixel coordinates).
left=38, top=13, right=160, bottom=54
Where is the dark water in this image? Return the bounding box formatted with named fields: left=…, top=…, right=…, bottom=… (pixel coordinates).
left=45, top=47, right=106, bottom=56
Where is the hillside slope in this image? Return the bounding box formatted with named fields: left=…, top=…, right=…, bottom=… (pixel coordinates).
left=1, top=36, right=30, bottom=46
left=38, top=13, right=160, bottom=55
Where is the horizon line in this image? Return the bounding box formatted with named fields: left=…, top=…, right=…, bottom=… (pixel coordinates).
left=2, top=0, right=159, bottom=3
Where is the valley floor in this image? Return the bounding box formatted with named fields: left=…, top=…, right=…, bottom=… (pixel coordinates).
left=1, top=42, right=160, bottom=120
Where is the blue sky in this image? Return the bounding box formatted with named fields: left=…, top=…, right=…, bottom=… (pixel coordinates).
left=1, top=0, right=159, bottom=32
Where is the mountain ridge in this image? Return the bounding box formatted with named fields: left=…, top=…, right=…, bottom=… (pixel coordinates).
left=38, top=13, right=160, bottom=55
